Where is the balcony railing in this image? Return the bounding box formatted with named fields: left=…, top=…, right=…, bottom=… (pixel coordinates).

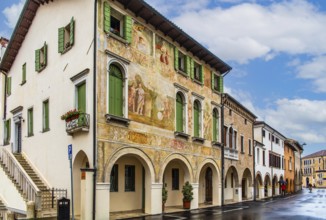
left=224, top=147, right=239, bottom=160
left=66, top=113, right=90, bottom=135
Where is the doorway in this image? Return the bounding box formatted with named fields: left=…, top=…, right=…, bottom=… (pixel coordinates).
left=205, top=167, right=212, bottom=202
left=242, top=178, right=246, bottom=198
left=15, top=121, right=22, bottom=153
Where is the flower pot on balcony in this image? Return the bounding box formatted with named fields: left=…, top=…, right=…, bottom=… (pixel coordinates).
left=65, top=114, right=79, bottom=122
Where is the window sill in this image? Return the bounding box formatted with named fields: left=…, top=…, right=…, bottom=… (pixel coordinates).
left=193, top=79, right=203, bottom=86
left=176, top=69, right=189, bottom=78
left=192, top=136, right=205, bottom=144
left=212, top=141, right=222, bottom=148
left=42, top=129, right=50, bottom=133
left=212, top=89, right=221, bottom=95
left=20, top=81, right=26, bottom=86
left=27, top=134, right=34, bottom=137
left=174, top=131, right=190, bottom=140
left=241, top=151, right=245, bottom=154
left=37, top=65, right=46, bottom=73
left=60, top=45, right=72, bottom=55
left=3, top=141, right=10, bottom=146
left=106, top=32, right=129, bottom=45
left=105, top=114, right=130, bottom=127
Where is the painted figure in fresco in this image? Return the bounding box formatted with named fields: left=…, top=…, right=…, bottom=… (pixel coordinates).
left=128, top=82, right=136, bottom=112
left=162, top=98, right=172, bottom=120
left=160, top=44, right=169, bottom=65
left=136, top=83, right=145, bottom=115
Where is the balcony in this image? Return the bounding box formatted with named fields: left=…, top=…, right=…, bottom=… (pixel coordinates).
left=65, top=113, right=90, bottom=135
left=224, top=147, right=239, bottom=160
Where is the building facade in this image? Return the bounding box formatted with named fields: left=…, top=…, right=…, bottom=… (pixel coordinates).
left=302, top=150, right=326, bottom=188
left=222, top=94, right=256, bottom=203
left=254, top=121, right=286, bottom=199
left=284, top=139, right=296, bottom=193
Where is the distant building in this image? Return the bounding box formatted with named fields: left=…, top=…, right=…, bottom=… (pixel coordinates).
left=302, top=150, right=326, bottom=188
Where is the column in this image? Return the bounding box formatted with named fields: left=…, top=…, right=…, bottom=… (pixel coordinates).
left=259, top=187, right=265, bottom=199
left=234, top=187, right=242, bottom=202
left=149, top=183, right=163, bottom=214
left=267, top=186, right=272, bottom=197
left=96, top=183, right=110, bottom=220
left=191, top=183, right=199, bottom=209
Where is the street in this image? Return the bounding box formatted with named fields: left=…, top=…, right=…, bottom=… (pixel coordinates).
left=125, top=188, right=326, bottom=220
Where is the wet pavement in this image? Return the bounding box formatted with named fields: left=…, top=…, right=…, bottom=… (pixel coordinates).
left=121, top=188, right=326, bottom=220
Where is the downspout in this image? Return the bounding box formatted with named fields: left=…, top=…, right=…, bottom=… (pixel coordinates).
left=252, top=122, right=256, bottom=201
left=2, top=72, right=7, bottom=120
left=220, top=93, right=226, bottom=206
left=92, top=0, right=98, bottom=220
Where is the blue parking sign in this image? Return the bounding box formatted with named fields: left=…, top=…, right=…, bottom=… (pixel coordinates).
left=68, top=144, right=72, bottom=160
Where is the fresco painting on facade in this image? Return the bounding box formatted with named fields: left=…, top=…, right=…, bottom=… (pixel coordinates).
left=132, top=22, right=153, bottom=56
left=155, top=35, right=174, bottom=78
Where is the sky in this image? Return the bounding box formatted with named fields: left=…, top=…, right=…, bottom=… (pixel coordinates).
left=0, top=0, right=325, bottom=156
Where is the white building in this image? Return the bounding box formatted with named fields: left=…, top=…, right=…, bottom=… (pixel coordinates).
left=254, top=121, right=286, bottom=199
left=0, top=0, right=94, bottom=218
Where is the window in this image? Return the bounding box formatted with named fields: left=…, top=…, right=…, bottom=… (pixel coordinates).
left=193, top=100, right=201, bottom=137
left=240, top=136, right=244, bottom=153
left=248, top=139, right=252, bottom=155
left=262, top=129, right=265, bottom=137
left=257, top=148, right=260, bottom=164
left=275, top=138, right=279, bottom=144
left=211, top=72, right=223, bottom=93
left=289, top=157, right=292, bottom=170
left=263, top=150, right=265, bottom=165
left=269, top=133, right=271, bottom=140
left=27, top=108, right=33, bottom=137
left=110, top=164, right=118, bottom=192
left=244, top=119, right=247, bottom=124
left=172, top=168, right=179, bottom=190
left=43, top=100, right=50, bottom=132
left=58, top=17, right=74, bottom=54
left=176, top=92, right=185, bottom=133
left=212, top=108, right=219, bottom=142
left=108, top=64, right=123, bottom=117
left=229, top=109, right=232, bottom=116
left=174, top=48, right=190, bottom=76
left=22, top=63, right=26, bottom=84
left=77, top=82, right=86, bottom=113
left=272, top=135, right=275, bottom=142
left=192, top=61, right=203, bottom=83
left=35, top=42, right=47, bottom=72
left=103, top=2, right=132, bottom=43
left=125, top=165, right=135, bottom=192
left=234, top=131, right=237, bottom=149
left=4, top=119, right=11, bottom=145
left=6, top=77, right=11, bottom=96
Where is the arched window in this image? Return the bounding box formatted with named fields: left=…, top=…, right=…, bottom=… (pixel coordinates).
left=193, top=100, right=201, bottom=137
left=212, top=108, right=219, bottom=141
left=108, top=64, right=123, bottom=116
left=229, top=127, right=233, bottom=148
left=176, top=92, right=185, bottom=132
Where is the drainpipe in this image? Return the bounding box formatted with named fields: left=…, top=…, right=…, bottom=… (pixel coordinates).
left=221, top=93, right=226, bottom=206
left=92, top=0, right=98, bottom=220
left=252, top=122, right=256, bottom=201
left=2, top=71, right=7, bottom=120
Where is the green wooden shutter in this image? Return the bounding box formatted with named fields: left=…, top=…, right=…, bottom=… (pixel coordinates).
left=28, top=109, right=33, bottom=136
left=109, top=65, right=123, bottom=117
left=8, top=119, right=11, bottom=141
left=124, top=15, right=132, bottom=43
left=185, top=56, right=191, bottom=76
left=104, top=2, right=111, bottom=33
left=43, top=42, right=47, bottom=66
left=176, top=93, right=183, bottom=132
left=174, top=47, right=179, bottom=70
left=200, top=65, right=204, bottom=83
left=190, top=58, right=194, bottom=79
left=218, top=75, right=223, bottom=93
left=35, top=49, right=40, bottom=72
left=7, top=77, right=11, bottom=95
left=70, top=17, right=75, bottom=46
left=22, top=63, right=26, bottom=83
left=194, top=101, right=199, bottom=137
left=77, top=82, right=86, bottom=113
left=58, top=27, right=65, bottom=53
left=43, top=101, right=49, bottom=131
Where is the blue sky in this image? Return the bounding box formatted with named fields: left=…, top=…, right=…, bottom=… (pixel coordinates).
left=1, top=0, right=325, bottom=156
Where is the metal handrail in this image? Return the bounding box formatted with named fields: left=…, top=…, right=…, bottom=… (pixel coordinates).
left=0, top=148, right=41, bottom=209
left=65, top=112, right=90, bottom=133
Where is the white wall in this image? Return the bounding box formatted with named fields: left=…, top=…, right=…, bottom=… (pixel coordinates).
left=5, top=0, right=94, bottom=199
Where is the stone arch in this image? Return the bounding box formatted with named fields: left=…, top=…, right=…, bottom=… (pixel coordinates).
left=104, top=147, right=155, bottom=183
left=264, top=173, right=272, bottom=186
left=242, top=168, right=253, bottom=186
left=197, top=159, right=221, bottom=205
left=256, top=172, right=263, bottom=186
left=225, top=165, right=240, bottom=187
left=159, top=153, right=193, bottom=183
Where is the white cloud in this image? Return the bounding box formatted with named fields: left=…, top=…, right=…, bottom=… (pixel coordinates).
left=3, top=0, right=25, bottom=29
left=262, top=98, right=326, bottom=144
left=296, top=56, right=326, bottom=93
left=147, top=0, right=326, bottom=64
